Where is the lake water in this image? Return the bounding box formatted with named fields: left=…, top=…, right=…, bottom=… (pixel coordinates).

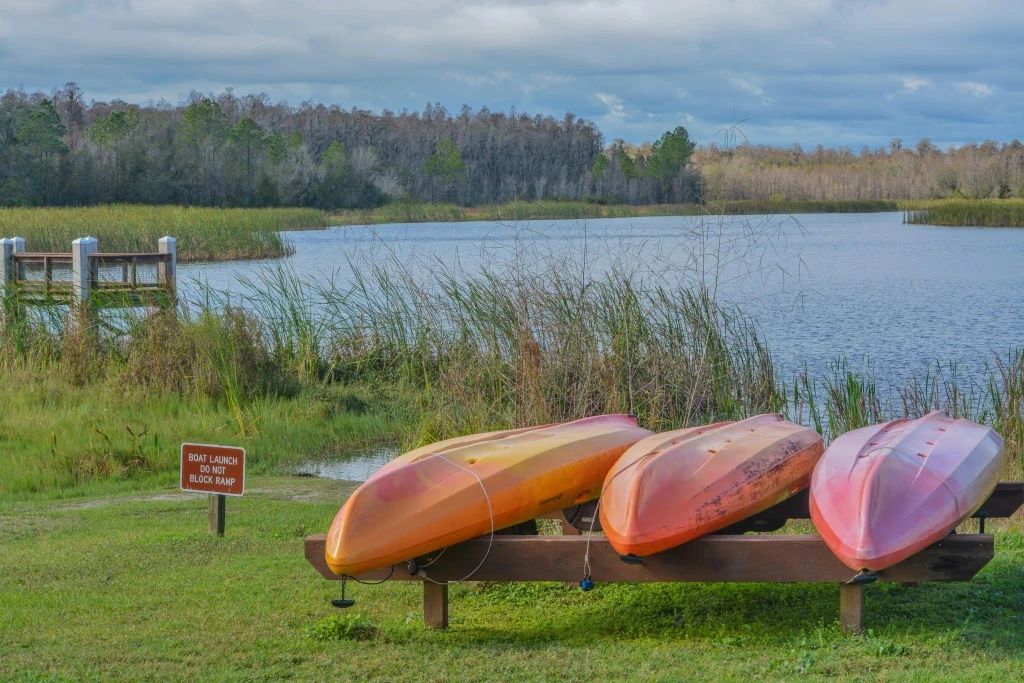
left=293, top=446, right=399, bottom=481
left=182, top=212, right=1023, bottom=387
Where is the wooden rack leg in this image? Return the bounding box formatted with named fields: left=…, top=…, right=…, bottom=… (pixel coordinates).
left=423, top=582, right=449, bottom=629
left=839, top=583, right=865, bottom=634
left=559, top=518, right=580, bottom=587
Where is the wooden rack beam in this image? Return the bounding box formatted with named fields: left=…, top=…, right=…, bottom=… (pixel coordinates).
left=305, top=533, right=993, bottom=635
left=305, top=534, right=992, bottom=585
left=304, top=483, right=1022, bottom=635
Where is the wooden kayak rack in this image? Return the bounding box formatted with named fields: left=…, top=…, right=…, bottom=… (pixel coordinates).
left=305, top=481, right=1024, bottom=634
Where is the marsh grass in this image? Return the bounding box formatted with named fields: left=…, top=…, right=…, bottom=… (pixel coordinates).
left=789, top=353, right=1023, bottom=477
left=0, top=302, right=409, bottom=497
left=331, top=199, right=900, bottom=225
left=903, top=199, right=1024, bottom=227
left=0, top=360, right=409, bottom=497
left=228, top=217, right=790, bottom=442
left=338, top=198, right=1024, bottom=229
left=0, top=205, right=330, bottom=261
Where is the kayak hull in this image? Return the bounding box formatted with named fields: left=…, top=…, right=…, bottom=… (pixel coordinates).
left=600, top=414, right=825, bottom=557
left=810, top=411, right=1005, bottom=572
left=325, top=415, right=653, bottom=575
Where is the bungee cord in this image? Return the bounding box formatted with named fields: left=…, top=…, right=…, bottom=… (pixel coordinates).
left=414, top=453, right=496, bottom=585
left=581, top=449, right=659, bottom=589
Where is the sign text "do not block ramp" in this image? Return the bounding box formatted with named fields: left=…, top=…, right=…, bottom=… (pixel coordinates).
left=180, top=443, right=246, bottom=496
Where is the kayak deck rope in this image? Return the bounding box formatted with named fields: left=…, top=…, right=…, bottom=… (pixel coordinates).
left=348, top=565, right=395, bottom=585
left=415, top=453, right=495, bottom=585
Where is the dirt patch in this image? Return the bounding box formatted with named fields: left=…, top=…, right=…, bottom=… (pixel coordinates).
left=47, top=492, right=202, bottom=513
left=247, top=477, right=358, bottom=502
left=47, top=499, right=115, bottom=512
left=0, top=514, right=75, bottom=542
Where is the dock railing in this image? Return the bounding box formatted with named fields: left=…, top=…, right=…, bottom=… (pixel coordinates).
left=0, top=236, right=176, bottom=326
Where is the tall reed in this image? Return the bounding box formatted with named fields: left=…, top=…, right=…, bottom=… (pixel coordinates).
left=224, top=216, right=791, bottom=441
left=902, top=199, right=1024, bottom=227
left=786, top=354, right=1023, bottom=475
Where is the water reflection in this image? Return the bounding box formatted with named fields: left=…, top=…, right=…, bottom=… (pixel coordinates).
left=295, top=445, right=399, bottom=482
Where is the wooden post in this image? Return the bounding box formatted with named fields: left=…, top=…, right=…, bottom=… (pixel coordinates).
left=208, top=494, right=226, bottom=536
left=0, top=237, right=24, bottom=329
left=158, top=236, right=176, bottom=303
left=0, top=239, right=12, bottom=329
left=839, top=583, right=865, bottom=634
left=10, top=237, right=25, bottom=326
left=423, top=582, right=449, bottom=629
left=71, top=237, right=98, bottom=323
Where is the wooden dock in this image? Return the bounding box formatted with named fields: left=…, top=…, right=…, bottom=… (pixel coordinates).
left=0, top=236, right=176, bottom=324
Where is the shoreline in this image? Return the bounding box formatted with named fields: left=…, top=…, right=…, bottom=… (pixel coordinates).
left=329, top=199, right=900, bottom=225
left=331, top=198, right=1024, bottom=228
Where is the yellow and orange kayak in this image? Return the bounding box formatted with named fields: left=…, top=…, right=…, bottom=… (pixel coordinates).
left=600, top=414, right=824, bottom=557
left=325, top=415, right=653, bottom=575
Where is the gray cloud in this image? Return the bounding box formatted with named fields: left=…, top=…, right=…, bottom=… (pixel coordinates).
left=1, top=0, right=1021, bottom=146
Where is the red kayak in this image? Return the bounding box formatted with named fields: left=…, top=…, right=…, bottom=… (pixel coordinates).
left=600, top=414, right=824, bottom=557
left=810, top=411, right=1005, bottom=572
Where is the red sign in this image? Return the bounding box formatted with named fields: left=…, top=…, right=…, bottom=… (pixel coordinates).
left=180, top=443, right=246, bottom=496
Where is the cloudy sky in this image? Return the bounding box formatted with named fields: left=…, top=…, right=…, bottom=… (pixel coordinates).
left=1, top=0, right=1021, bottom=147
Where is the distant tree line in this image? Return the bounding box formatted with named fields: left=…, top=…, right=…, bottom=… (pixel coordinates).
left=694, top=138, right=1024, bottom=201
left=1, top=83, right=1022, bottom=209
left=0, top=84, right=603, bottom=208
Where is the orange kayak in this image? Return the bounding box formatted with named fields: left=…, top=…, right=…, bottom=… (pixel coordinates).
left=325, top=415, right=653, bottom=575
left=810, top=411, right=1004, bottom=572
left=600, top=414, right=824, bottom=557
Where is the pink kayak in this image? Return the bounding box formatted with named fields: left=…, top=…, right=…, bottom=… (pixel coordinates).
left=810, top=411, right=1005, bottom=572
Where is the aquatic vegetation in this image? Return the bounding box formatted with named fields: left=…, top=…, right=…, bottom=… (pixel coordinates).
left=0, top=205, right=330, bottom=261
left=902, top=199, right=1024, bottom=227
left=331, top=199, right=900, bottom=225
left=336, top=198, right=1024, bottom=228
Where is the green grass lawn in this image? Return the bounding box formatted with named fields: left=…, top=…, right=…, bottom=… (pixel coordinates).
left=0, top=363, right=411, bottom=499
left=2, top=476, right=1022, bottom=681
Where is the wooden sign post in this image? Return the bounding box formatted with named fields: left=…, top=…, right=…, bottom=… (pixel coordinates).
left=180, top=443, right=246, bottom=536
